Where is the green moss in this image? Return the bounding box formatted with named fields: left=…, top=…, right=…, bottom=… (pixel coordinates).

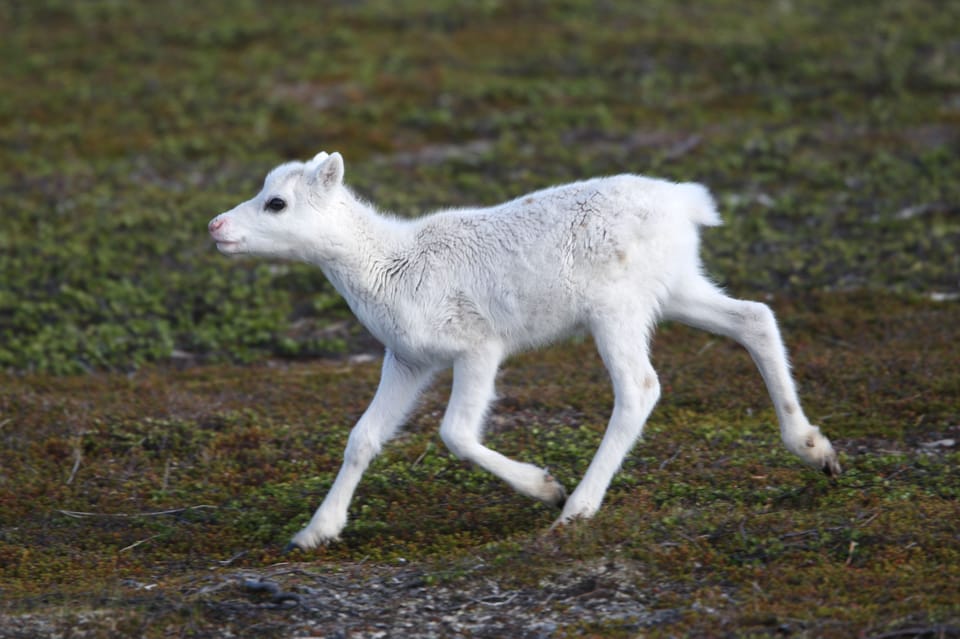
left=2, top=294, right=958, bottom=636
left=2, top=0, right=960, bottom=372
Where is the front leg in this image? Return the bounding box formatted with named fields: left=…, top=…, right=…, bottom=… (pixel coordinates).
left=439, top=345, right=567, bottom=506
left=288, top=351, right=435, bottom=550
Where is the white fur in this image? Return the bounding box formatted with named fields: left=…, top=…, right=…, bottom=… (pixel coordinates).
left=208, top=151, right=841, bottom=550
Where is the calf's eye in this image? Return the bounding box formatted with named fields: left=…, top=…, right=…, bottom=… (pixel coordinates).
left=265, top=197, right=286, bottom=212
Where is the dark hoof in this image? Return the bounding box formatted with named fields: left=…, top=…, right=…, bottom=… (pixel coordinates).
left=822, top=456, right=842, bottom=479
left=281, top=541, right=301, bottom=555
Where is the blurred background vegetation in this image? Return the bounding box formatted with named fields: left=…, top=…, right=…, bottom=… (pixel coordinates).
left=1, top=0, right=958, bottom=373
left=2, top=4, right=958, bottom=636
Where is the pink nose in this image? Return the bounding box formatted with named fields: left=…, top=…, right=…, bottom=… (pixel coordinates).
left=208, top=217, right=225, bottom=234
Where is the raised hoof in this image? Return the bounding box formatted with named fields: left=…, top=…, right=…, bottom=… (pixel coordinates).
left=541, top=470, right=568, bottom=508
left=822, top=455, right=842, bottom=479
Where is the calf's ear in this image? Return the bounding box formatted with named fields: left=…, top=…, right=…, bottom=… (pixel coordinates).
left=310, top=152, right=344, bottom=190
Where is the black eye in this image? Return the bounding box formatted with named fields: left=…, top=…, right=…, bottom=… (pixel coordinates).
left=265, top=197, right=286, bottom=212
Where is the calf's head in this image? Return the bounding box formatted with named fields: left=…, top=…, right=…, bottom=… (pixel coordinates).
left=208, top=151, right=346, bottom=261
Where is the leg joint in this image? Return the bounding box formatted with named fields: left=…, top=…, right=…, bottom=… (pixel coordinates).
left=439, top=424, right=476, bottom=461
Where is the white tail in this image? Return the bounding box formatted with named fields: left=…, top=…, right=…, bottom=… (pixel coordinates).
left=676, top=181, right=723, bottom=227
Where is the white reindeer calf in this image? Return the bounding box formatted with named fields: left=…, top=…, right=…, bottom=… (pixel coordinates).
left=208, top=151, right=841, bottom=551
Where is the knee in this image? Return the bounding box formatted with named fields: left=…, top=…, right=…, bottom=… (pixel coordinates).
left=614, top=370, right=660, bottom=422
left=440, top=426, right=474, bottom=460
left=630, top=370, right=660, bottom=402
left=643, top=372, right=661, bottom=399
left=734, top=301, right=778, bottom=343
left=344, top=428, right=382, bottom=465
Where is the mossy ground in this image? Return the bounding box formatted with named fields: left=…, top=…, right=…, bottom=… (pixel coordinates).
left=1, top=1, right=958, bottom=637
left=3, top=293, right=957, bottom=637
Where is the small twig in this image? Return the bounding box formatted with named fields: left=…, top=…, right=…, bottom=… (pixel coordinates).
left=665, top=134, right=702, bottom=160
left=817, top=412, right=853, bottom=422
left=411, top=447, right=430, bottom=467
left=880, top=392, right=925, bottom=406
left=65, top=444, right=82, bottom=485
left=0, top=418, right=11, bottom=430
left=845, top=540, right=858, bottom=566
left=885, top=466, right=911, bottom=481
left=822, top=336, right=856, bottom=350
left=217, top=551, right=249, bottom=566
left=161, top=458, right=172, bottom=494
left=780, top=528, right=820, bottom=541
left=857, top=511, right=881, bottom=529
left=471, top=592, right=520, bottom=607
left=673, top=531, right=699, bottom=545
left=867, top=625, right=960, bottom=639
left=695, top=340, right=716, bottom=356
left=659, top=446, right=683, bottom=470
left=120, top=535, right=160, bottom=553
left=57, top=504, right=217, bottom=519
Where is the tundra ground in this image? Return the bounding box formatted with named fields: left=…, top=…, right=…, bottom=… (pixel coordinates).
left=1, top=1, right=958, bottom=636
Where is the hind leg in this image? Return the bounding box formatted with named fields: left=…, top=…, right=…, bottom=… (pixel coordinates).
left=663, top=272, right=840, bottom=476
